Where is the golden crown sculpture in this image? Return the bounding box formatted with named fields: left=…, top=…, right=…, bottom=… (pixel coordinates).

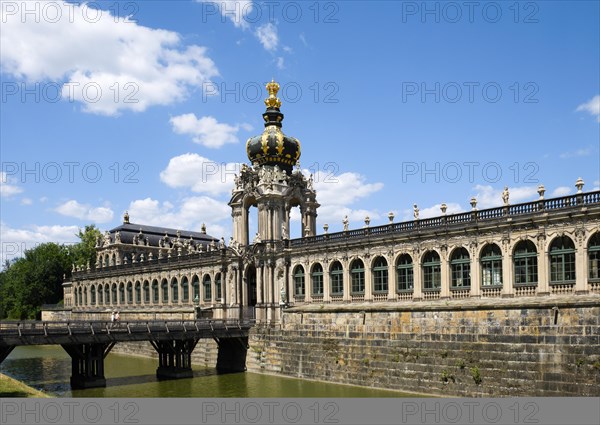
left=264, top=79, right=282, bottom=109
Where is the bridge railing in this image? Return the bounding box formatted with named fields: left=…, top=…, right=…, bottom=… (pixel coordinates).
left=0, top=318, right=254, bottom=338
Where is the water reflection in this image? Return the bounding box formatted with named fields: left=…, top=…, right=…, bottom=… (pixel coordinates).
left=1, top=346, right=416, bottom=398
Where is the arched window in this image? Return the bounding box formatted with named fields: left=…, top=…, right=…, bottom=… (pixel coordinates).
left=422, top=251, right=441, bottom=290
left=450, top=248, right=471, bottom=288
left=215, top=273, right=222, bottom=301
left=161, top=279, right=169, bottom=303
left=90, top=286, right=96, bottom=305
left=350, top=259, right=365, bottom=294
left=588, top=233, right=600, bottom=280
left=549, top=236, right=576, bottom=283
left=192, top=276, right=200, bottom=303
left=143, top=281, right=150, bottom=304
left=97, top=284, right=103, bottom=305
left=119, top=283, right=125, bottom=304
left=311, top=264, right=324, bottom=296
left=83, top=287, right=88, bottom=305
left=73, top=286, right=78, bottom=306
left=514, top=240, right=538, bottom=285
left=135, top=281, right=141, bottom=304
left=396, top=254, right=413, bottom=292
left=111, top=284, right=117, bottom=305
left=330, top=261, right=344, bottom=296
left=127, top=282, right=133, bottom=304
left=480, top=244, right=502, bottom=287
left=104, top=285, right=110, bottom=305
left=181, top=277, right=189, bottom=303
left=372, top=257, right=388, bottom=293
left=171, top=278, right=179, bottom=303
left=104, top=254, right=109, bottom=267
left=152, top=280, right=159, bottom=304
left=111, top=253, right=116, bottom=266
left=203, top=275, right=212, bottom=301
left=293, top=266, right=305, bottom=297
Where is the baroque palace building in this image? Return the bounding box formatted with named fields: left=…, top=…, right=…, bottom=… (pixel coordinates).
left=63, top=81, right=600, bottom=324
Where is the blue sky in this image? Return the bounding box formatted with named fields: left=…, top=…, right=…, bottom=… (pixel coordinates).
left=1, top=0, right=599, bottom=262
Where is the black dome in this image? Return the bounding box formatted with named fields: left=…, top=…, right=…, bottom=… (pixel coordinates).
left=246, top=80, right=301, bottom=174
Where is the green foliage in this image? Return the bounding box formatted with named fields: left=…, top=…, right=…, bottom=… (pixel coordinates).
left=69, top=225, right=102, bottom=268
left=470, top=366, right=482, bottom=385
left=440, top=369, right=455, bottom=383
left=0, top=224, right=100, bottom=320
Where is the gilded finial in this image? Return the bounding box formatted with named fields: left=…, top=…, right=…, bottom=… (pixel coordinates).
left=264, top=79, right=282, bottom=109
left=123, top=211, right=130, bottom=224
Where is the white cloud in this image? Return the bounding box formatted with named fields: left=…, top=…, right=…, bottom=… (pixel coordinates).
left=472, top=185, right=538, bottom=209
left=594, top=180, right=600, bottom=190
left=576, top=95, right=600, bottom=122
left=160, top=153, right=240, bottom=196
left=198, top=1, right=254, bottom=29
left=560, top=147, right=593, bottom=159
left=276, top=57, right=285, bottom=70
left=551, top=186, right=571, bottom=197
left=310, top=171, right=384, bottom=230
left=0, top=172, right=23, bottom=197
left=255, top=23, right=278, bottom=51
left=170, top=114, right=249, bottom=148
left=55, top=200, right=114, bottom=223
left=400, top=203, right=464, bottom=221
left=20, top=198, right=33, bottom=206
left=0, top=221, right=81, bottom=263
left=1, top=2, right=218, bottom=115
left=299, top=33, right=308, bottom=47
left=127, top=197, right=231, bottom=238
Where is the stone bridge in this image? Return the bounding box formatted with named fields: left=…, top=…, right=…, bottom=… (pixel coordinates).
left=0, top=319, right=253, bottom=389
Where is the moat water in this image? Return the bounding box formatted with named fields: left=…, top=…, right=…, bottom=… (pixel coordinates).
left=1, top=346, right=417, bottom=397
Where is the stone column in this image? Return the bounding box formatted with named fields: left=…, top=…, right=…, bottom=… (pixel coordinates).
left=343, top=259, right=351, bottom=302
left=470, top=244, right=481, bottom=297
left=575, top=235, right=587, bottom=293
left=388, top=257, right=396, bottom=300
left=440, top=247, right=449, bottom=298
left=537, top=235, right=549, bottom=295
left=323, top=263, right=331, bottom=302
left=413, top=250, right=422, bottom=300
left=364, top=260, right=373, bottom=301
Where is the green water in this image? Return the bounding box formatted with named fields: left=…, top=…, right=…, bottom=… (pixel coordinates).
left=1, top=346, right=418, bottom=397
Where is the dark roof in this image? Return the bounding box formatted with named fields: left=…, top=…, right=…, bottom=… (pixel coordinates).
left=106, top=222, right=217, bottom=246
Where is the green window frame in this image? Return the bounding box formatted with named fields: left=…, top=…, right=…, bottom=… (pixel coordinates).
left=422, top=251, right=441, bottom=290
left=372, top=257, right=388, bottom=293
left=514, top=240, right=538, bottom=286
left=330, top=262, right=344, bottom=296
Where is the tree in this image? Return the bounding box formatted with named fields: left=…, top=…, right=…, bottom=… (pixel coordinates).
left=70, top=225, right=102, bottom=269
left=0, top=243, right=71, bottom=319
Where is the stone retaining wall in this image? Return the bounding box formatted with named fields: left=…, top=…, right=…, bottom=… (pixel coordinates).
left=246, top=300, right=600, bottom=396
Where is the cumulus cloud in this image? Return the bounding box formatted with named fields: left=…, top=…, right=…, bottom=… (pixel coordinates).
left=1, top=2, right=218, bottom=115
left=400, top=203, right=464, bottom=221
left=127, top=197, right=231, bottom=238
left=55, top=200, right=114, bottom=223
left=306, top=171, right=384, bottom=230
left=170, top=114, right=250, bottom=148
left=472, top=185, right=538, bottom=209
left=0, top=171, right=23, bottom=197
left=1, top=221, right=81, bottom=263
left=551, top=186, right=571, bottom=197
left=255, top=23, right=278, bottom=51
left=160, top=153, right=241, bottom=195
left=576, top=95, right=600, bottom=122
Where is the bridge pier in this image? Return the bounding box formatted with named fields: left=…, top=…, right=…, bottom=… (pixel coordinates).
left=61, top=342, right=115, bottom=389
left=0, top=346, right=15, bottom=364
left=216, top=337, right=248, bottom=373
left=150, top=339, right=198, bottom=380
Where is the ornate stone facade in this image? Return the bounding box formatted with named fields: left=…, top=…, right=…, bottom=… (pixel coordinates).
left=63, top=82, right=600, bottom=324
